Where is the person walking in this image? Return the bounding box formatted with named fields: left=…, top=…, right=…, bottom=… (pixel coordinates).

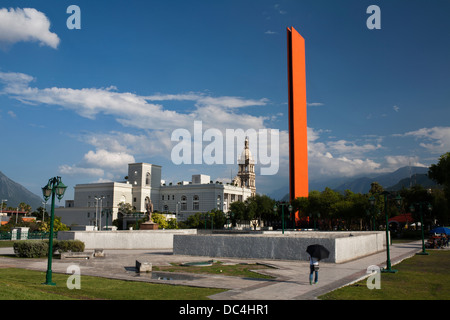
left=306, top=244, right=329, bottom=285
left=309, top=255, right=319, bottom=285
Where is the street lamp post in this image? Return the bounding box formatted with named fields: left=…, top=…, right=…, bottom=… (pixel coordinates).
left=410, top=202, right=431, bottom=255
left=41, top=201, right=47, bottom=224
left=370, top=191, right=400, bottom=273
left=99, top=197, right=104, bottom=230
left=273, top=202, right=292, bottom=234
left=42, top=176, right=67, bottom=286
left=94, top=196, right=105, bottom=230
left=104, top=208, right=111, bottom=230
left=0, top=199, right=7, bottom=216
left=203, top=213, right=208, bottom=230
left=368, top=196, right=377, bottom=231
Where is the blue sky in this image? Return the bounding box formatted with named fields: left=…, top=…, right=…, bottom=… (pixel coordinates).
left=0, top=0, right=449, bottom=202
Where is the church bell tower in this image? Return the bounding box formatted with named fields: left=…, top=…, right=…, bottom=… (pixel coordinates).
left=233, top=137, right=256, bottom=196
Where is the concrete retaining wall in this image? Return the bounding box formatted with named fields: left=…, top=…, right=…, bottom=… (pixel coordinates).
left=57, top=229, right=197, bottom=249
left=335, top=232, right=385, bottom=263
left=173, top=231, right=387, bottom=263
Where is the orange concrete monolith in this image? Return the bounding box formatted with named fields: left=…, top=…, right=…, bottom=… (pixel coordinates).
left=287, top=26, right=308, bottom=201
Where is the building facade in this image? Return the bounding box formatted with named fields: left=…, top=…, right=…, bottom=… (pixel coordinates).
left=56, top=149, right=255, bottom=229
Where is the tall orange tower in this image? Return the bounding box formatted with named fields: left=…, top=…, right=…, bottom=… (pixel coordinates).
left=287, top=26, right=308, bottom=201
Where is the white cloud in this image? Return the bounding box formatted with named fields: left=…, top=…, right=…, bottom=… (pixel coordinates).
left=0, top=72, right=269, bottom=133
left=327, top=140, right=382, bottom=156
left=384, top=155, right=427, bottom=168
left=0, top=8, right=60, bottom=49
left=0, top=71, right=274, bottom=181
left=58, top=149, right=135, bottom=179
left=306, top=127, right=386, bottom=179
left=59, top=165, right=104, bottom=177
left=83, top=149, right=135, bottom=170
left=307, top=102, right=324, bottom=107
left=145, top=92, right=268, bottom=110
left=401, top=127, right=450, bottom=154
left=274, top=4, right=286, bottom=14
left=3, top=70, right=433, bottom=191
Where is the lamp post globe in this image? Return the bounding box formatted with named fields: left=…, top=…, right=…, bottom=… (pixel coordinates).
left=41, top=176, right=67, bottom=286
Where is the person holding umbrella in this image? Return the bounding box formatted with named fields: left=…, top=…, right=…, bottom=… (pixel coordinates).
left=309, top=255, right=319, bottom=285
left=306, top=244, right=330, bottom=285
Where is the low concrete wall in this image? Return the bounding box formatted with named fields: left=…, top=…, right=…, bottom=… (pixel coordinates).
left=57, top=229, right=197, bottom=249
left=335, top=232, right=385, bottom=263
left=173, top=231, right=387, bottom=263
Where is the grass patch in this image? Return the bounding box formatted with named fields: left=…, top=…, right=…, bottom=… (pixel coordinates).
left=320, top=250, right=450, bottom=300
left=0, top=241, right=15, bottom=248
left=153, top=261, right=275, bottom=279
left=0, top=268, right=225, bottom=300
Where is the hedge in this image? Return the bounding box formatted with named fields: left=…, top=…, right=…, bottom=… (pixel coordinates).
left=13, top=240, right=85, bottom=258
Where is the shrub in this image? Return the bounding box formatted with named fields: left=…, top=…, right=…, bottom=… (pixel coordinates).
left=13, top=241, right=48, bottom=258
left=53, top=240, right=85, bottom=253
left=13, top=240, right=85, bottom=258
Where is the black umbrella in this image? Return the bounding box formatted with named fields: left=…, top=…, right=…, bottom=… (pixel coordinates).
left=306, top=244, right=330, bottom=261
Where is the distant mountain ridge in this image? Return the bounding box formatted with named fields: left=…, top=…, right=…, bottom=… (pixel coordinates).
left=270, top=166, right=436, bottom=200
left=0, top=171, right=43, bottom=210
left=333, top=166, right=431, bottom=193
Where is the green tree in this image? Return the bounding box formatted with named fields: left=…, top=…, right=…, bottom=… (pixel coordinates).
left=18, top=202, right=32, bottom=214
left=152, top=213, right=168, bottom=229
left=229, top=201, right=246, bottom=225
left=118, top=202, right=134, bottom=215
left=429, top=152, right=450, bottom=189
left=368, top=182, right=385, bottom=228
left=401, top=185, right=434, bottom=229
left=339, top=191, right=370, bottom=230
left=185, top=212, right=203, bottom=229
left=320, top=188, right=342, bottom=229
left=291, top=196, right=309, bottom=227
left=429, top=152, right=450, bottom=224
left=32, top=207, right=48, bottom=222
left=248, top=194, right=276, bottom=225
left=39, top=216, right=69, bottom=232
left=431, top=188, right=449, bottom=226
left=207, top=209, right=226, bottom=229
left=167, top=218, right=178, bottom=229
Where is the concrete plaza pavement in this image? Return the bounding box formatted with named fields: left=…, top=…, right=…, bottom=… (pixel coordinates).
left=0, top=240, right=426, bottom=300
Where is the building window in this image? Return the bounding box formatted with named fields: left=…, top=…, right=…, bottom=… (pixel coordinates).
left=146, top=172, right=151, bottom=185
left=193, top=195, right=199, bottom=211
left=181, top=196, right=187, bottom=211
left=172, top=195, right=175, bottom=200
left=164, top=205, right=169, bottom=212
left=133, top=197, right=137, bottom=203
left=162, top=195, right=164, bottom=201
left=217, top=195, right=221, bottom=209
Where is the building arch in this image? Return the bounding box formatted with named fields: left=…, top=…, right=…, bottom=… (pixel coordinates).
left=181, top=195, right=187, bottom=211
left=193, top=195, right=200, bottom=211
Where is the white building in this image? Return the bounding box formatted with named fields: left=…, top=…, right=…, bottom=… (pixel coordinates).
left=56, top=140, right=255, bottom=229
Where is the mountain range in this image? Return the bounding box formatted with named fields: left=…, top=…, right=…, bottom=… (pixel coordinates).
left=0, top=171, right=44, bottom=211
left=270, top=166, right=437, bottom=200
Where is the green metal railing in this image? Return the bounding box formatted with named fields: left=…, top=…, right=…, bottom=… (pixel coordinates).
left=0, top=232, right=12, bottom=240
left=0, top=231, right=57, bottom=241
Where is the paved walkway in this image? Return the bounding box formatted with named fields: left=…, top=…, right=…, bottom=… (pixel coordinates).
left=0, top=240, right=428, bottom=300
